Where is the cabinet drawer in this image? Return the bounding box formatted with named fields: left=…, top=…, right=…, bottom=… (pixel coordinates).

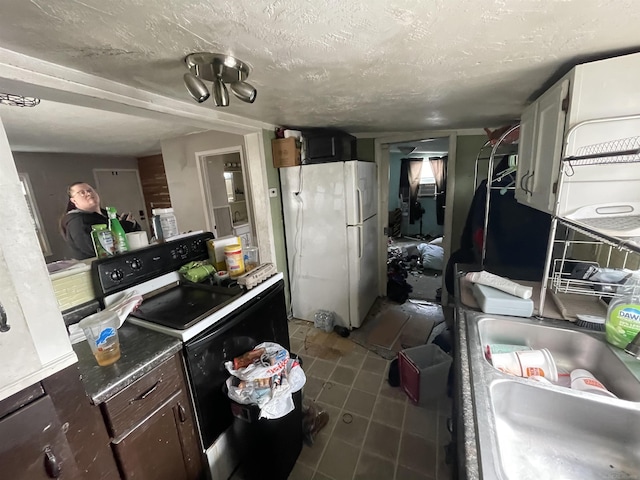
left=103, top=355, right=183, bottom=439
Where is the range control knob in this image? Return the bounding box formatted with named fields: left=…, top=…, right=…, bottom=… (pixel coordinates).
left=176, top=244, right=188, bottom=256
left=130, top=258, right=143, bottom=270
left=192, top=238, right=204, bottom=252
left=110, top=269, right=124, bottom=282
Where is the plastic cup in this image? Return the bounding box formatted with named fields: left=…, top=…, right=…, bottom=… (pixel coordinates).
left=491, top=348, right=558, bottom=381
left=244, top=246, right=260, bottom=272
left=570, top=369, right=617, bottom=398
left=78, top=310, right=121, bottom=366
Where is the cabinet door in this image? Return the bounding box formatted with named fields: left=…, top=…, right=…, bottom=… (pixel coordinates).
left=112, top=389, right=203, bottom=480
left=527, top=79, right=570, bottom=214
left=0, top=118, right=77, bottom=402
left=0, top=395, right=81, bottom=479
left=516, top=102, right=538, bottom=204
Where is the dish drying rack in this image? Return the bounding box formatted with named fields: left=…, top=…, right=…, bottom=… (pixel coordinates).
left=538, top=115, right=640, bottom=317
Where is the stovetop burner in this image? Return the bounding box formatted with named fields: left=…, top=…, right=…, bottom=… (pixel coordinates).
left=130, top=281, right=243, bottom=330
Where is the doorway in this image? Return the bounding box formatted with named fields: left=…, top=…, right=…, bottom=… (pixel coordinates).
left=93, top=168, right=151, bottom=236
left=196, top=147, right=253, bottom=246
left=385, top=138, right=449, bottom=302
left=375, top=132, right=457, bottom=306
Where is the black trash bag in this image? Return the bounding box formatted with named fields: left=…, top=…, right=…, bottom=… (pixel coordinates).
left=387, top=259, right=412, bottom=304
left=388, top=358, right=400, bottom=387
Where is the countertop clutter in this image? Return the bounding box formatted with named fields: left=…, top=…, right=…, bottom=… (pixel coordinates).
left=73, top=323, right=182, bottom=404
left=453, top=268, right=640, bottom=480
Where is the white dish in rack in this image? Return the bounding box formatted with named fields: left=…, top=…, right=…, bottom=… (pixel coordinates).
left=565, top=202, right=640, bottom=237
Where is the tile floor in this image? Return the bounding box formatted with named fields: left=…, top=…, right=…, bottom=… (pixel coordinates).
left=287, top=319, right=453, bottom=480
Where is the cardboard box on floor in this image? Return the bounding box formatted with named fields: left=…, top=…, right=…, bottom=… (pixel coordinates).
left=272, top=137, right=301, bottom=168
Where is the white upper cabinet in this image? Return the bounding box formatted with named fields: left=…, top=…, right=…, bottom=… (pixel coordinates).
left=517, top=52, right=640, bottom=215
left=0, top=117, right=77, bottom=402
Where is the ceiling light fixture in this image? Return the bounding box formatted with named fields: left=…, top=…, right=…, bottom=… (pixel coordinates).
left=183, top=53, right=256, bottom=107
left=183, top=72, right=210, bottom=103
left=398, top=146, right=417, bottom=154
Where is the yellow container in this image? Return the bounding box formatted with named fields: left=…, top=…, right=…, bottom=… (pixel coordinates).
left=224, top=244, right=245, bottom=278
left=207, top=236, right=241, bottom=270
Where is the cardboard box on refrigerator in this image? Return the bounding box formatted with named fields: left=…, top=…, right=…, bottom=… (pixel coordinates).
left=271, top=137, right=301, bottom=168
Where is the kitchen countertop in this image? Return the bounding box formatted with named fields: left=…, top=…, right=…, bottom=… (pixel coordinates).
left=73, top=322, right=183, bottom=404
left=453, top=285, right=480, bottom=480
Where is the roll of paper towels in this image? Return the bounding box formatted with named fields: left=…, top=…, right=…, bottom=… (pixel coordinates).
left=126, top=231, right=149, bottom=250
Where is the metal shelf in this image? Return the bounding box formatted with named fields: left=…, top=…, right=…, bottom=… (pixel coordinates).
left=538, top=217, right=640, bottom=317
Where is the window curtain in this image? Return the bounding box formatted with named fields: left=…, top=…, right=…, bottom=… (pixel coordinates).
left=399, top=158, right=423, bottom=224
left=429, top=155, right=447, bottom=225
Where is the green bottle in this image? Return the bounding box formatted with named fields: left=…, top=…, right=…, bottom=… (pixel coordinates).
left=106, top=207, right=129, bottom=254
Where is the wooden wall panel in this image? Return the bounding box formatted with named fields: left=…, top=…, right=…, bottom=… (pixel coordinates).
left=137, top=154, right=172, bottom=221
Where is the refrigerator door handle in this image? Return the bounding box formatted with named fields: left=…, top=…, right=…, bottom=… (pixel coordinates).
left=357, top=188, right=363, bottom=224
left=358, top=225, right=363, bottom=259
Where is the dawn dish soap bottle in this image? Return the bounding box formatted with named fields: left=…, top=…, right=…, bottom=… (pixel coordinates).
left=606, top=272, right=640, bottom=349
left=106, top=206, right=129, bottom=254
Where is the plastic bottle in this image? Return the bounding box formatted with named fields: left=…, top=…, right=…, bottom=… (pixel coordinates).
left=91, top=224, right=115, bottom=258
left=106, top=207, right=129, bottom=254
left=151, top=208, right=179, bottom=241
left=605, top=272, right=640, bottom=349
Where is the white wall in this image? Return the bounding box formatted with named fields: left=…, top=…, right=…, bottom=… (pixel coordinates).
left=161, top=130, right=245, bottom=233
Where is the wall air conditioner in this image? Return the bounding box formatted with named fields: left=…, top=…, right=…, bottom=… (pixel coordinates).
left=418, top=183, right=437, bottom=197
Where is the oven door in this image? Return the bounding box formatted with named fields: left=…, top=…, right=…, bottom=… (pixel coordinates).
left=183, top=280, right=289, bottom=449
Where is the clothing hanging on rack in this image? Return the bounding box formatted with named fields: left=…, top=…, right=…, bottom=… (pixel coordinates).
left=445, top=155, right=550, bottom=294
left=399, top=158, right=423, bottom=223
left=429, top=156, right=447, bottom=225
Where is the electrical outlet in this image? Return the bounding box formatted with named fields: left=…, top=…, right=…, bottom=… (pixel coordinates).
left=269, top=188, right=278, bottom=198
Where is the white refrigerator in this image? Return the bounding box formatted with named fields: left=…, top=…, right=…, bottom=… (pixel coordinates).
left=280, top=161, right=378, bottom=329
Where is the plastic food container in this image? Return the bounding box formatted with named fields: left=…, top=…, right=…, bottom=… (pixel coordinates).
left=224, top=244, right=245, bottom=278
left=78, top=310, right=121, bottom=366
left=490, top=348, right=558, bottom=382
left=570, top=369, right=617, bottom=398
left=151, top=208, right=179, bottom=241
left=244, top=246, right=260, bottom=272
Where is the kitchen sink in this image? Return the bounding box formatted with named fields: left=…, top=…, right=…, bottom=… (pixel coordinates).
left=477, top=316, right=640, bottom=401
left=491, top=380, right=640, bottom=480
left=464, top=312, right=640, bottom=479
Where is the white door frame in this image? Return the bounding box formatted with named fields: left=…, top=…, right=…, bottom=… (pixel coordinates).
left=375, top=131, right=458, bottom=305
left=92, top=167, right=151, bottom=233
left=194, top=146, right=247, bottom=235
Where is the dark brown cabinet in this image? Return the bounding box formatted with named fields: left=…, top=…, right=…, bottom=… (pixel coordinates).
left=0, top=395, right=81, bottom=479
left=0, top=365, right=119, bottom=480
left=102, top=354, right=204, bottom=480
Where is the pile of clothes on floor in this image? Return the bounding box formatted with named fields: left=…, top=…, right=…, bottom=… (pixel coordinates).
left=386, top=236, right=444, bottom=303
left=387, top=237, right=445, bottom=271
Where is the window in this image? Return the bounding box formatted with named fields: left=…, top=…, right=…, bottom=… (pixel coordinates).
left=418, top=159, right=437, bottom=197
left=18, top=173, right=52, bottom=256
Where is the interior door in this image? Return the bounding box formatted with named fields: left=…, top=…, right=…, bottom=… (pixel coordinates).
left=94, top=169, right=151, bottom=235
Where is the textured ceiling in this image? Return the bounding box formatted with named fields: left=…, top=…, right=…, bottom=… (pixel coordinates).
left=0, top=0, right=639, bottom=141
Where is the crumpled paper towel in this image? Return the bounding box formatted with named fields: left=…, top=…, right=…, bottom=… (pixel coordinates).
left=68, top=291, right=143, bottom=344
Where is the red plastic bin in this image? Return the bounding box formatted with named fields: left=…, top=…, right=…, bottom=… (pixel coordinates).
left=398, top=344, right=452, bottom=405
